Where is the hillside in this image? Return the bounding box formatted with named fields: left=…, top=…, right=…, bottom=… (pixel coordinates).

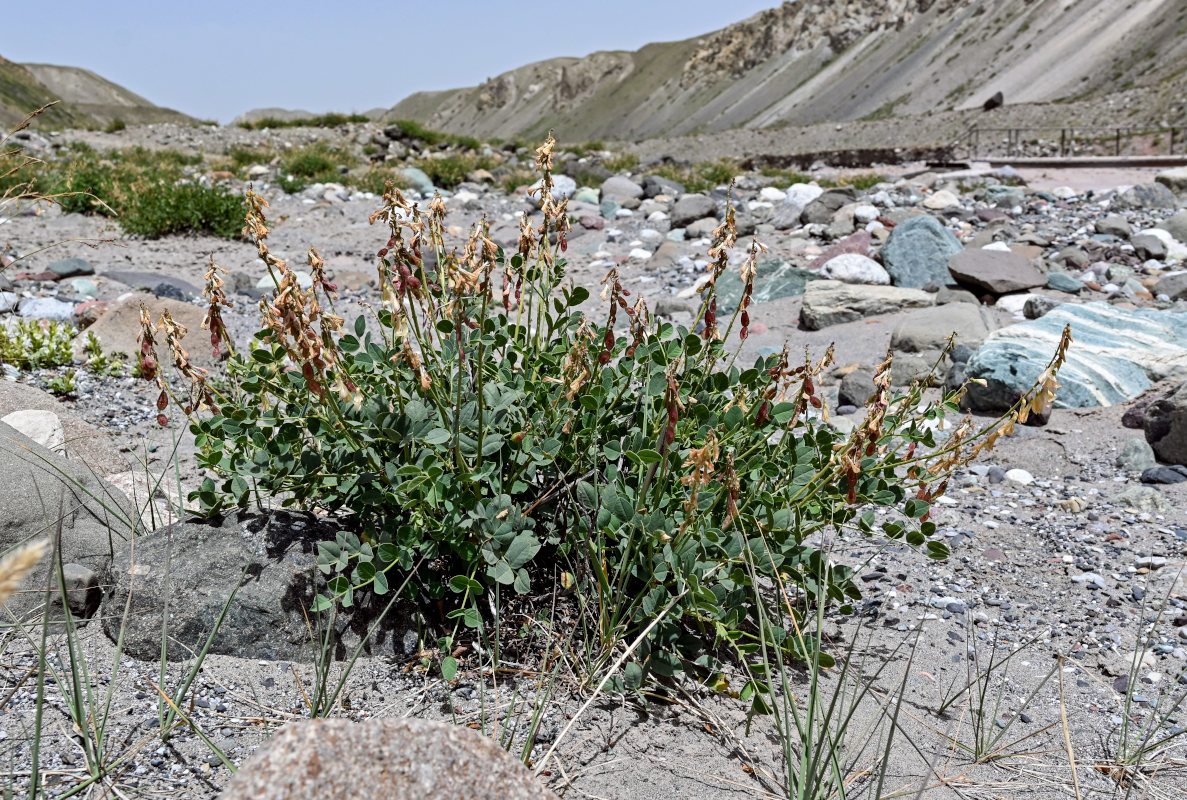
left=0, top=55, right=193, bottom=130
left=385, top=0, right=1187, bottom=142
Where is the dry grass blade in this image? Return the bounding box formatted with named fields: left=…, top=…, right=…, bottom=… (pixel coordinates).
left=1057, top=656, right=1083, bottom=800
left=0, top=539, right=48, bottom=605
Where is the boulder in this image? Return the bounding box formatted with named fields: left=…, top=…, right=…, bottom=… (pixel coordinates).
left=1046, top=272, right=1084, bottom=294
left=1145, top=382, right=1187, bottom=465
left=600, top=175, right=643, bottom=201
left=799, top=281, right=934, bottom=330
left=0, top=381, right=128, bottom=474
left=820, top=253, right=889, bottom=285
left=1023, top=295, right=1060, bottom=319
left=807, top=231, right=872, bottom=270
left=18, top=297, right=74, bottom=321
left=669, top=194, right=718, bottom=228
left=1161, top=210, right=1187, bottom=243
left=1095, top=215, right=1133, bottom=239
left=800, top=187, right=858, bottom=225
left=686, top=217, right=719, bottom=239
left=1116, top=438, right=1158, bottom=472
left=982, top=91, right=1004, bottom=111
left=948, top=248, right=1045, bottom=294
left=770, top=183, right=824, bottom=229
left=397, top=166, right=434, bottom=194
left=1115, top=183, right=1177, bottom=211
left=0, top=422, right=134, bottom=620
left=880, top=214, right=963, bottom=288
left=1, top=410, right=64, bottom=453
left=922, top=190, right=960, bottom=211
left=642, top=174, right=684, bottom=198
left=714, top=259, right=822, bottom=308
left=1131, top=233, right=1168, bottom=261
left=47, top=258, right=95, bottom=279
left=1154, top=272, right=1187, bottom=301
left=890, top=304, right=996, bottom=384
left=76, top=295, right=233, bottom=370
left=838, top=369, right=876, bottom=407
left=100, top=511, right=417, bottom=662
left=964, top=302, right=1187, bottom=410
left=1155, top=167, right=1187, bottom=197
left=221, top=718, right=558, bottom=800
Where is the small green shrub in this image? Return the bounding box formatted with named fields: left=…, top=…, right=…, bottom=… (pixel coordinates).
left=0, top=320, right=75, bottom=370
left=603, top=152, right=639, bottom=173
left=819, top=172, right=885, bottom=191
left=277, top=143, right=354, bottom=192
left=647, top=159, right=741, bottom=193
left=227, top=145, right=274, bottom=171
left=759, top=166, right=813, bottom=185
left=241, top=112, right=371, bottom=130
left=104, top=118, right=127, bottom=133
left=152, top=138, right=1066, bottom=693
left=413, top=154, right=499, bottom=189
left=388, top=119, right=483, bottom=151
left=40, top=147, right=244, bottom=237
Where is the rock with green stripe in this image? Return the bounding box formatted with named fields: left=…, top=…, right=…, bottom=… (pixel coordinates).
left=963, top=302, right=1187, bottom=410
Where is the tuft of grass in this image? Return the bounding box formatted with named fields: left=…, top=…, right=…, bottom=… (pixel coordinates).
left=103, top=118, right=126, bottom=134
left=819, top=172, right=885, bottom=191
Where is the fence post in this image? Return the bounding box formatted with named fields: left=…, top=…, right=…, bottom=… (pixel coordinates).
left=1115, top=129, right=1121, bottom=157
left=1060, top=129, right=1066, bottom=157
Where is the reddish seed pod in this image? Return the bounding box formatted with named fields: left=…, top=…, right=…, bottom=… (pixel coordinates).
left=740, top=328, right=748, bottom=341
left=598, top=350, right=611, bottom=365
left=156, top=390, right=168, bottom=411
left=377, top=248, right=388, bottom=258
left=603, top=330, right=615, bottom=350
left=810, top=395, right=822, bottom=408
left=156, top=413, right=168, bottom=427
left=741, top=311, right=749, bottom=327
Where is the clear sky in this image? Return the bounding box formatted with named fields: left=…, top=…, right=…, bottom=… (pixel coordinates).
left=5, top=0, right=781, bottom=123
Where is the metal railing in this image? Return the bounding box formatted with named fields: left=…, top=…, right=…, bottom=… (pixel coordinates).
left=952, top=125, right=1185, bottom=160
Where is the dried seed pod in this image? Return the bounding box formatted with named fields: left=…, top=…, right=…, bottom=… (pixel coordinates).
left=156, top=390, right=169, bottom=411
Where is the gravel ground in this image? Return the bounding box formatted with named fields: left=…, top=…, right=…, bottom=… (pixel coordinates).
left=1, top=125, right=1186, bottom=798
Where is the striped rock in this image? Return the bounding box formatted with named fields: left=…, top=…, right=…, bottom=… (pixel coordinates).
left=964, top=302, right=1187, bottom=410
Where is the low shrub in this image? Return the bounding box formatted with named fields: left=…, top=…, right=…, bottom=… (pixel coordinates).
left=276, top=142, right=354, bottom=192
left=104, top=118, right=126, bottom=133
left=647, top=159, right=741, bottom=193
left=148, top=137, right=1067, bottom=694
left=40, top=147, right=244, bottom=238
left=412, top=153, right=499, bottom=189
left=240, top=112, right=371, bottom=130
left=0, top=320, right=74, bottom=370
left=388, top=119, right=484, bottom=152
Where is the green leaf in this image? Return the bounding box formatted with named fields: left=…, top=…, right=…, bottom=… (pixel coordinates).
left=424, top=428, right=451, bottom=445
left=490, top=560, right=515, bottom=585
left=504, top=532, right=541, bottom=569
left=637, top=449, right=663, bottom=464
left=354, top=315, right=366, bottom=337
left=624, top=661, right=643, bottom=690
left=441, top=656, right=458, bottom=681
left=568, top=286, right=590, bottom=306
left=311, top=594, right=333, bottom=612
left=513, top=568, right=530, bottom=594
left=450, top=575, right=484, bottom=595
left=436, top=318, right=455, bottom=334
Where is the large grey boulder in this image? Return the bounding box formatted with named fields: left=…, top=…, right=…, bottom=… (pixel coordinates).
left=799, top=281, right=934, bottom=330
left=1155, top=167, right=1187, bottom=197
left=669, top=194, right=718, bottom=228
left=771, top=183, right=824, bottom=228
left=890, top=304, right=996, bottom=384
left=1145, top=382, right=1187, bottom=465
left=800, top=187, right=857, bottom=225
left=101, top=511, right=416, bottom=662
left=880, top=215, right=963, bottom=288
left=964, top=302, right=1187, bottom=411
left=1115, top=183, right=1177, bottom=211
left=820, top=253, right=889, bottom=285
left=0, top=422, right=135, bottom=619
left=642, top=174, right=684, bottom=198
left=948, top=249, right=1045, bottom=295
left=1154, top=272, right=1187, bottom=301
left=600, top=175, right=643, bottom=201
left=1161, top=210, right=1187, bottom=243
left=221, top=718, right=558, bottom=800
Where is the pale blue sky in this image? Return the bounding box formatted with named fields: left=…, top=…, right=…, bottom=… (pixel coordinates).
left=5, top=0, right=779, bottom=122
